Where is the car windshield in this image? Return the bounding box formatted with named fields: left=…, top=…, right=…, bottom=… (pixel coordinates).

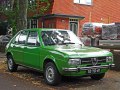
left=41, top=30, right=83, bottom=46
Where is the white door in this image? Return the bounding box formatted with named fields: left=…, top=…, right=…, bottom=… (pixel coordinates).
left=70, top=22, right=78, bottom=35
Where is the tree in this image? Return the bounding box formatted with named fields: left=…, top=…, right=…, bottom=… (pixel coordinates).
left=17, top=0, right=28, bottom=30
left=0, top=0, right=50, bottom=35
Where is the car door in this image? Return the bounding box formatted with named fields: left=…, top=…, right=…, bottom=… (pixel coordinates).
left=10, top=32, right=21, bottom=63
left=11, top=31, right=28, bottom=64
left=23, top=31, right=40, bottom=69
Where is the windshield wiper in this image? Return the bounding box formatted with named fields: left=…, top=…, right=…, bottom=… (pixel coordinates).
left=46, top=43, right=56, bottom=46
left=57, top=42, right=76, bottom=45
left=63, top=42, right=75, bottom=44
left=64, top=43, right=83, bottom=47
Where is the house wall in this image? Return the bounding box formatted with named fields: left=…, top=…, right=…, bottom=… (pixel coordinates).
left=52, top=0, right=120, bottom=23
left=42, top=17, right=69, bottom=29
left=43, top=18, right=57, bottom=28
left=56, top=18, right=69, bottom=30
left=51, top=0, right=120, bottom=35
left=38, top=18, right=43, bottom=28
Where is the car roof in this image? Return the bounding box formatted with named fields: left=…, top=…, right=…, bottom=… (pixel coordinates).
left=22, top=28, right=69, bottom=31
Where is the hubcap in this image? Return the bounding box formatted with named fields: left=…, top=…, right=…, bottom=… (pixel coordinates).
left=46, top=66, right=54, bottom=83
left=8, top=58, right=13, bottom=70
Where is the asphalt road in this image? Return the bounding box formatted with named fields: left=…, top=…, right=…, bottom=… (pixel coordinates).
left=0, top=73, right=42, bottom=90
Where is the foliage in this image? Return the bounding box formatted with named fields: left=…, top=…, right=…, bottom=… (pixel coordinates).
left=28, top=0, right=50, bottom=17
left=0, top=0, right=50, bottom=35
left=0, top=0, right=19, bottom=35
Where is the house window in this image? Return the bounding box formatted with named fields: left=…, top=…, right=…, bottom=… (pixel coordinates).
left=31, top=19, right=38, bottom=28
left=74, top=0, right=92, bottom=5
left=27, top=19, right=38, bottom=28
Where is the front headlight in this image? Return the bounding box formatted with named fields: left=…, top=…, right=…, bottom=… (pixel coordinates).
left=106, top=56, right=113, bottom=62
left=68, top=59, right=81, bottom=65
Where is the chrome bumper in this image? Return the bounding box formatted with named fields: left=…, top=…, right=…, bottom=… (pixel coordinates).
left=63, top=64, right=115, bottom=72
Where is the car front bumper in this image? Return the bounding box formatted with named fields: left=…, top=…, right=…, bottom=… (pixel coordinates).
left=63, top=64, right=115, bottom=72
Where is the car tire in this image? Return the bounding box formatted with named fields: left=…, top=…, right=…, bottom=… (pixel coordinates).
left=90, top=73, right=105, bottom=80
left=7, top=55, right=18, bottom=72
left=44, top=62, right=61, bottom=85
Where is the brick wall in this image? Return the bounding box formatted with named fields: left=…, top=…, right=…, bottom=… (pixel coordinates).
left=56, top=18, right=69, bottom=30
left=51, top=0, right=120, bottom=33
left=43, top=18, right=56, bottom=28
left=42, top=17, right=69, bottom=29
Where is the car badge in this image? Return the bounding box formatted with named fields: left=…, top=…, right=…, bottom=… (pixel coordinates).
left=91, top=58, right=98, bottom=66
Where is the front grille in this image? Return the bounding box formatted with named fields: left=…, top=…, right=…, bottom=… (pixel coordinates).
left=81, top=57, right=106, bottom=65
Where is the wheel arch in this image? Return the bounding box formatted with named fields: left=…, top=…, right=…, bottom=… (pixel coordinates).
left=6, top=52, right=13, bottom=59
left=43, top=56, right=60, bottom=74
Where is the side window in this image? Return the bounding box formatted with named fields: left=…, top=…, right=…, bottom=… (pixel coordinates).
left=14, top=33, right=21, bottom=44
left=18, top=31, right=28, bottom=44
left=27, top=31, right=39, bottom=46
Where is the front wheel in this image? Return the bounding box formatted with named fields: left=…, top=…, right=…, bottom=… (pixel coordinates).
left=7, top=55, right=18, bottom=72
left=90, top=73, right=105, bottom=80
left=44, top=62, right=61, bottom=85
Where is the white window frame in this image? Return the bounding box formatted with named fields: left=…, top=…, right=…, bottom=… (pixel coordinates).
left=74, top=0, right=93, bottom=5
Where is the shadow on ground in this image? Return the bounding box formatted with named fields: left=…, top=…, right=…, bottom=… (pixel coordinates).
left=4, top=66, right=107, bottom=90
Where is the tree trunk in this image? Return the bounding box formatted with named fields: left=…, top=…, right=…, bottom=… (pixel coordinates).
left=10, top=0, right=14, bottom=10
left=17, top=0, right=28, bottom=31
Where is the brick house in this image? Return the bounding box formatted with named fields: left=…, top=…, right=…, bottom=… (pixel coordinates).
left=28, top=0, right=120, bottom=36
left=28, top=0, right=120, bottom=37
left=1, top=0, right=120, bottom=36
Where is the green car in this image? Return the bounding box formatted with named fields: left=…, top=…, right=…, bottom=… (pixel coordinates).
left=6, top=28, right=114, bottom=85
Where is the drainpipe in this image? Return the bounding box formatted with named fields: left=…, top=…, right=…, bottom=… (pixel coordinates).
left=89, top=12, right=92, bottom=22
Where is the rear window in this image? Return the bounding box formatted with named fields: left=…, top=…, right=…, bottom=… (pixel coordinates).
left=18, top=31, right=28, bottom=44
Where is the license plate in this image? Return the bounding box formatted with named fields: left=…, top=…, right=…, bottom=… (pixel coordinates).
left=87, top=68, right=100, bottom=74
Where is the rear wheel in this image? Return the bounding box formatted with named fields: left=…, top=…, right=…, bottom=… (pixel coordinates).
left=7, top=55, right=18, bottom=72
left=44, top=62, right=61, bottom=85
left=90, top=73, right=105, bottom=80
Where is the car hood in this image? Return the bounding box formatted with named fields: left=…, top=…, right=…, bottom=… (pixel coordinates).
left=46, top=44, right=112, bottom=58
